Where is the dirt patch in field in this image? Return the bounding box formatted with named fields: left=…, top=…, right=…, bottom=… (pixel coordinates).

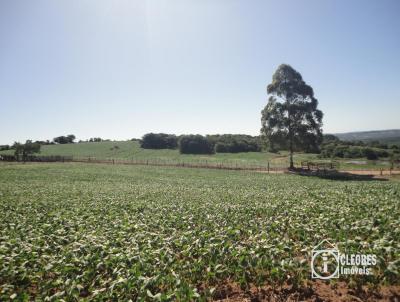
left=212, top=281, right=400, bottom=302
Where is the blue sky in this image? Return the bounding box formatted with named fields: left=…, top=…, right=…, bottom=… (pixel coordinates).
left=0, top=0, right=399, bottom=144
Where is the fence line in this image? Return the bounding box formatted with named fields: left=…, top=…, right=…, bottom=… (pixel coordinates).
left=1, top=155, right=399, bottom=174
left=0, top=155, right=286, bottom=172
left=71, top=156, right=284, bottom=172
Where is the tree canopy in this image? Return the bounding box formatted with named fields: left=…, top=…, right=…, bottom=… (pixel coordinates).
left=53, top=135, right=76, bottom=144
left=179, top=135, right=214, bottom=154
left=261, top=64, right=323, bottom=168
left=140, top=133, right=178, bottom=149
left=13, top=140, right=41, bottom=161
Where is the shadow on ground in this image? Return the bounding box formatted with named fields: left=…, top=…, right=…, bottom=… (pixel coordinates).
left=288, top=168, right=388, bottom=181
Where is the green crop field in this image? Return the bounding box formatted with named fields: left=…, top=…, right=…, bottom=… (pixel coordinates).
left=0, top=163, right=399, bottom=301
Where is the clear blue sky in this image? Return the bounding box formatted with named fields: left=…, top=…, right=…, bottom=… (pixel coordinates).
left=1, top=0, right=399, bottom=144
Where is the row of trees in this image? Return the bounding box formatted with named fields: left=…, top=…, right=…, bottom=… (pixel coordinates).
left=13, top=141, right=41, bottom=161
left=0, top=135, right=76, bottom=159
left=208, top=135, right=261, bottom=153
left=140, top=133, right=262, bottom=154
left=319, top=135, right=398, bottom=160
left=1, top=135, right=77, bottom=150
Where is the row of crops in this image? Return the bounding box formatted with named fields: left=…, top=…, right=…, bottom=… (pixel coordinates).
left=0, top=163, right=399, bottom=300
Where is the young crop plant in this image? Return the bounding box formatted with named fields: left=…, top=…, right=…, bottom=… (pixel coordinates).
left=0, top=163, right=399, bottom=300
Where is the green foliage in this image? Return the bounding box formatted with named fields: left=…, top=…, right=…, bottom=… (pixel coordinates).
left=322, top=134, right=340, bottom=143
left=140, top=134, right=261, bottom=154
left=208, top=134, right=261, bottom=153
left=54, top=134, right=76, bottom=144
left=179, top=135, right=214, bottom=154
left=89, top=137, right=103, bottom=143
left=13, top=140, right=41, bottom=161
left=320, top=139, right=391, bottom=160
left=33, top=140, right=54, bottom=145
left=0, top=164, right=398, bottom=300
left=261, top=64, right=323, bottom=167
left=140, top=133, right=178, bottom=149
left=0, top=145, right=10, bottom=151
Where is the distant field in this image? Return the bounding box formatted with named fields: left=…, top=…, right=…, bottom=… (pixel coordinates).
left=335, top=129, right=400, bottom=146
left=0, top=141, right=397, bottom=170
left=0, top=141, right=315, bottom=168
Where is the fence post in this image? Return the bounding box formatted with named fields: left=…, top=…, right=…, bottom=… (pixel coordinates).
left=268, top=162, right=270, bottom=174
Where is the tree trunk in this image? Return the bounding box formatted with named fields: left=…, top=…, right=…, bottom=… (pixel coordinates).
left=289, top=136, right=294, bottom=170
left=288, top=106, right=294, bottom=170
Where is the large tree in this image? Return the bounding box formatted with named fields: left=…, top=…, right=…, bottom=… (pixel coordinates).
left=261, top=64, right=323, bottom=169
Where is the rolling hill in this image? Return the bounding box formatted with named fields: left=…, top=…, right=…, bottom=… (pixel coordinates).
left=0, top=140, right=308, bottom=167
left=334, top=129, right=400, bottom=145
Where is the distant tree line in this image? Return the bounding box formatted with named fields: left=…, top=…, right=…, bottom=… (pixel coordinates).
left=319, top=135, right=399, bottom=160
left=140, top=133, right=262, bottom=154
left=208, top=134, right=261, bottom=153
left=8, top=140, right=41, bottom=162
left=1, top=135, right=116, bottom=150
left=1, top=135, right=122, bottom=156
left=88, top=137, right=104, bottom=143
left=1, top=140, right=54, bottom=151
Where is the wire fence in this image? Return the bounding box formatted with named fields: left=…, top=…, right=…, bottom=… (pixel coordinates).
left=72, top=156, right=284, bottom=172
left=1, top=154, right=399, bottom=175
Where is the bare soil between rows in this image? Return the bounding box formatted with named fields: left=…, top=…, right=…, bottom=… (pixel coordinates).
left=213, top=281, right=400, bottom=302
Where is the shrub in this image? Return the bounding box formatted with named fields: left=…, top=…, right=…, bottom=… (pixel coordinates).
left=373, top=148, right=389, bottom=158
left=89, top=138, right=103, bottom=142
left=140, top=133, right=178, bottom=149
left=343, top=146, right=364, bottom=158
left=53, top=135, right=75, bottom=144
left=364, top=148, right=378, bottom=160
left=208, top=134, right=261, bottom=153
left=179, top=135, right=214, bottom=154
left=320, top=141, right=390, bottom=160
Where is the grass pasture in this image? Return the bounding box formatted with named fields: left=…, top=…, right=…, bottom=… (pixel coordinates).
left=2, top=140, right=396, bottom=171
left=0, top=141, right=309, bottom=168
left=0, top=163, right=399, bottom=300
